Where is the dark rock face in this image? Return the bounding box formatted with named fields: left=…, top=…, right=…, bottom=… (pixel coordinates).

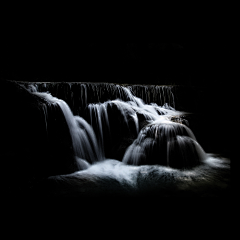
left=1, top=80, right=78, bottom=194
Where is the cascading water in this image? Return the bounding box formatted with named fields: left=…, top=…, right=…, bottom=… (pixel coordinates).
left=125, top=84, right=176, bottom=109
left=33, top=91, right=102, bottom=170
left=122, top=118, right=206, bottom=168
left=17, top=81, right=230, bottom=197
left=25, top=82, right=208, bottom=167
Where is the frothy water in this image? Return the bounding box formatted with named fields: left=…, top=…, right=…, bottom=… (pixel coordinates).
left=46, top=155, right=230, bottom=197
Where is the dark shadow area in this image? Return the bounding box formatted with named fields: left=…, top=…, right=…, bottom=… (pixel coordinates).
left=0, top=42, right=231, bottom=87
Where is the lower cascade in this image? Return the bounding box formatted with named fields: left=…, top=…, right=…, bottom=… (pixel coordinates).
left=5, top=81, right=230, bottom=197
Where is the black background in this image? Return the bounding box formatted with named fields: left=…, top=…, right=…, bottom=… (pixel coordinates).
left=0, top=7, right=231, bottom=87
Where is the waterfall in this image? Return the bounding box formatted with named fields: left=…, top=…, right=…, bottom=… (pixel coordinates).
left=125, top=84, right=175, bottom=109
left=33, top=91, right=102, bottom=170
left=8, top=80, right=230, bottom=197
left=26, top=82, right=204, bottom=170
left=22, top=82, right=175, bottom=116
left=122, top=119, right=206, bottom=169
